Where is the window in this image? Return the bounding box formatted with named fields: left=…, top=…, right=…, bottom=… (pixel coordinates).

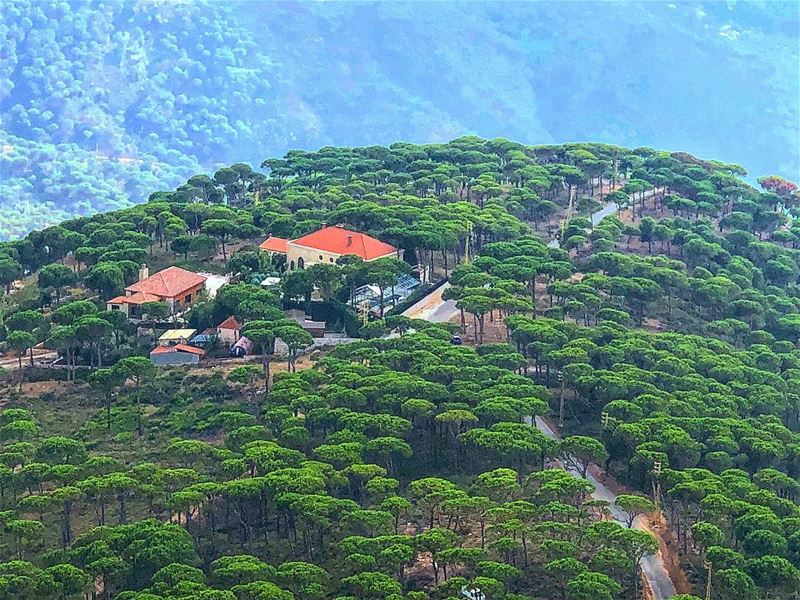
left=184, top=294, right=192, bottom=304
left=290, top=260, right=295, bottom=270
left=110, top=305, right=120, bottom=311
left=297, top=257, right=305, bottom=269
left=318, top=255, right=323, bottom=260
left=329, top=257, right=334, bottom=262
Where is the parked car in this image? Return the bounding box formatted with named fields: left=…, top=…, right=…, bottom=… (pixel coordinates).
left=450, top=334, right=462, bottom=345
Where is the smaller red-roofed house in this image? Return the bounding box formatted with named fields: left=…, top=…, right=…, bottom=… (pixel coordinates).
left=107, top=265, right=207, bottom=319
left=260, top=224, right=399, bottom=271
left=216, top=316, right=242, bottom=346
left=149, top=343, right=205, bottom=366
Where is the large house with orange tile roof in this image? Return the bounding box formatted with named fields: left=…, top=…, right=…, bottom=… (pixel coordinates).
left=260, top=224, right=399, bottom=271
left=107, top=265, right=207, bottom=319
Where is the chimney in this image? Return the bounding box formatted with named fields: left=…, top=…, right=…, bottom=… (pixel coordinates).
left=347, top=234, right=353, bottom=246
left=139, top=264, right=149, bottom=281
left=321, top=222, right=327, bottom=229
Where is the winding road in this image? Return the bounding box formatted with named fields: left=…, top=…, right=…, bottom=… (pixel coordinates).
left=547, top=187, right=664, bottom=249
left=526, top=416, right=677, bottom=600
left=398, top=183, right=678, bottom=598
left=396, top=241, right=678, bottom=597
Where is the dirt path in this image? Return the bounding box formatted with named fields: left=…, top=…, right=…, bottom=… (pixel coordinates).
left=0, top=349, right=59, bottom=370
left=198, top=352, right=315, bottom=376
left=643, top=512, right=693, bottom=598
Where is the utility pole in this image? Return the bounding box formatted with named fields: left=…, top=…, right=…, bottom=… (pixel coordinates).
left=464, top=220, right=473, bottom=263
left=652, top=459, right=663, bottom=512
left=557, top=369, right=565, bottom=427
left=359, top=300, right=370, bottom=326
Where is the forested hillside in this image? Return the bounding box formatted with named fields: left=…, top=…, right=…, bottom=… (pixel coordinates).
left=0, top=138, right=798, bottom=600
left=1, top=0, right=798, bottom=238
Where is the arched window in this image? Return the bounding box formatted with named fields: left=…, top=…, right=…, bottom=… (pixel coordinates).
left=290, top=260, right=295, bottom=270
left=297, top=257, right=305, bottom=269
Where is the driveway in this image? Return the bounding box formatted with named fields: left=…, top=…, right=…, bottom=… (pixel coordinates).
left=402, top=282, right=459, bottom=323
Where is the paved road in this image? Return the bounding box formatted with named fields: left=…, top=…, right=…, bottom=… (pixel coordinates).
left=547, top=200, right=621, bottom=248
left=526, top=416, right=677, bottom=600
left=547, top=187, right=663, bottom=249
left=402, top=282, right=459, bottom=323
left=400, top=185, right=676, bottom=598
left=406, top=188, right=667, bottom=317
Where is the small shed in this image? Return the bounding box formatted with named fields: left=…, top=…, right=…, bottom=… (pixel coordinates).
left=230, top=336, right=253, bottom=357
left=286, top=309, right=326, bottom=338
left=149, top=344, right=205, bottom=366
left=216, top=316, right=242, bottom=346
left=158, top=328, right=197, bottom=346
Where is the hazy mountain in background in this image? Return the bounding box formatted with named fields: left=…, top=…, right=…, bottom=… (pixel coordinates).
left=1, top=0, right=797, bottom=239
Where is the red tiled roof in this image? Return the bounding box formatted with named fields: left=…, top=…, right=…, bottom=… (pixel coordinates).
left=259, top=236, right=288, bottom=253
left=149, top=344, right=205, bottom=356
left=126, top=266, right=207, bottom=299
left=108, top=291, right=162, bottom=305
left=175, top=344, right=205, bottom=355
left=217, top=316, right=242, bottom=330
left=290, top=225, right=396, bottom=260
left=150, top=345, right=174, bottom=355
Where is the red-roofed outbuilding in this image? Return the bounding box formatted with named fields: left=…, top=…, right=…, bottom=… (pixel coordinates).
left=216, top=316, right=243, bottom=346
left=149, top=343, right=205, bottom=366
